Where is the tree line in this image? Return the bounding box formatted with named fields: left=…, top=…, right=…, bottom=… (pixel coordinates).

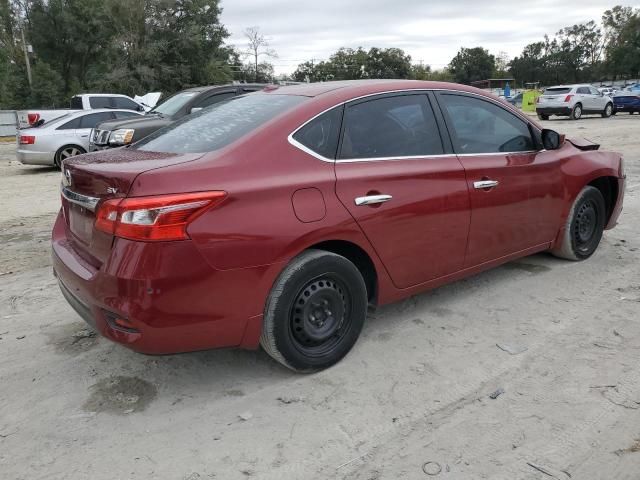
left=0, top=0, right=273, bottom=109
left=1, top=2, right=638, bottom=110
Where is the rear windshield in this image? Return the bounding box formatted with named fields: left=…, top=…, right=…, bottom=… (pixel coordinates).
left=133, top=94, right=306, bottom=154
left=543, top=88, right=572, bottom=95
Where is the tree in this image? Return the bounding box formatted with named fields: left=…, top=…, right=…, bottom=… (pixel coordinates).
left=292, top=47, right=412, bottom=82
left=244, top=26, right=276, bottom=82
left=448, top=47, right=495, bottom=84
left=603, top=6, right=640, bottom=79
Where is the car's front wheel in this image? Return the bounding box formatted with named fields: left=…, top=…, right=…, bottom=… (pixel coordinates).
left=552, top=186, right=606, bottom=261
left=602, top=103, right=613, bottom=118
left=260, top=249, right=368, bottom=372
left=571, top=103, right=583, bottom=120
left=537, top=113, right=549, bottom=120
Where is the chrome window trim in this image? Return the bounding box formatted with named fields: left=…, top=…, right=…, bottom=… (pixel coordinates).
left=287, top=88, right=541, bottom=163
left=61, top=185, right=100, bottom=212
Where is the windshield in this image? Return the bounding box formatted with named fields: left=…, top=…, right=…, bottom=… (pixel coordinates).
left=133, top=94, right=306, bottom=154
left=149, top=92, right=197, bottom=117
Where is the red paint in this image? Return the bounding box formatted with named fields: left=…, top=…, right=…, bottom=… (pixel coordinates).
left=52, top=80, right=626, bottom=355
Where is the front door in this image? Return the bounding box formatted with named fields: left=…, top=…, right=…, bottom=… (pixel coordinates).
left=434, top=92, right=564, bottom=267
left=334, top=92, right=471, bottom=289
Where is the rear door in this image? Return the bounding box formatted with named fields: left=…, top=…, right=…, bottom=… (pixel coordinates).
left=334, top=92, right=471, bottom=289
left=434, top=92, right=564, bottom=267
left=75, top=111, right=116, bottom=140
left=576, top=86, right=592, bottom=110
left=589, top=86, right=605, bottom=110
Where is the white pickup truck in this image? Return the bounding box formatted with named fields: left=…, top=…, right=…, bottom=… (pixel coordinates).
left=17, top=92, right=161, bottom=128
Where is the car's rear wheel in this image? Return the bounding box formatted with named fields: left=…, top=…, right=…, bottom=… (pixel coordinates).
left=571, top=104, right=583, bottom=120
left=602, top=103, right=613, bottom=118
left=551, top=186, right=606, bottom=261
left=55, top=145, right=86, bottom=169
left=537, top=113, right=549, bottom=120
left=260, top=249, right=367, bottom=372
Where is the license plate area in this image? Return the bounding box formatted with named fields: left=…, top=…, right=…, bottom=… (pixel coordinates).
left=68, top=202, right=96, bottom=245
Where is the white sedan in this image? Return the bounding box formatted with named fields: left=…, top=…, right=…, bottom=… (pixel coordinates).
left=16, top=109, right=143, bottom=168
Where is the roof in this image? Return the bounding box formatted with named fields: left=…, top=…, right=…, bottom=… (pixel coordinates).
left=181, top=83, right=268, bottom=93
left=261, top=79, right=488, bottom=98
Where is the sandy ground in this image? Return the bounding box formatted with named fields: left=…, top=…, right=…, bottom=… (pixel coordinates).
left=1, top=114, right=639, bottom=480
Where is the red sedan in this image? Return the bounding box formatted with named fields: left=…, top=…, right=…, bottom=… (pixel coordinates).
left=53, top=80, right=625, bottom=372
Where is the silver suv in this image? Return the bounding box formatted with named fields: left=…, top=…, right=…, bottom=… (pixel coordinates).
left=536, top=84, right=614, bottom=120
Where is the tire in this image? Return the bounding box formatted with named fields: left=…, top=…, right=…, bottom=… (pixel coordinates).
left=602, top=103, right=613, bottom=118
left=537, top=113, right=549, bottom=121
left=571, top=103, right=582, bottom=120
left=54, top=144, right=86, bottom=169
left=551, top=186, right=606, bottom=261
left=260, top=249, right=368, bottom=372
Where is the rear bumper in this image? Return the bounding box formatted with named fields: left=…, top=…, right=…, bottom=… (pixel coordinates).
left=51, top=211, right=271, bottom=354
left=16, top=148, right=54, bottom=166
left=536, top=107, right=572, bottom=116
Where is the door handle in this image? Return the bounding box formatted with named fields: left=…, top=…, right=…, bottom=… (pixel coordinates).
left=473, top=180, right=499, bottom=189
left=354, top=194, right=392, bottom=206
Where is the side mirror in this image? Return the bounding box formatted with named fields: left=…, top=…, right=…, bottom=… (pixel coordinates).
left=189, top=107, right=203, bottom=114
left=541, top=129, right=563, bottom=150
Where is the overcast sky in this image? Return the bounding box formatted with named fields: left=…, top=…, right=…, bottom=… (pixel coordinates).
left=221, top=0, right=621, bottom=75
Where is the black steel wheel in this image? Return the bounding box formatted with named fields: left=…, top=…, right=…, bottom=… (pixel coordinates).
left=261, top=249, right=368, bottom=372
left=552, top=186, right=606, bottom=261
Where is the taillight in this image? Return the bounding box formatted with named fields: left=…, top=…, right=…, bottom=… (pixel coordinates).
left=27, top=113, right=40, bottom=125
left=19, top=135, right=35, bottom=145
left=95, top=191, right=226, bottom=241
left=564, top=95, right=574, bottom=102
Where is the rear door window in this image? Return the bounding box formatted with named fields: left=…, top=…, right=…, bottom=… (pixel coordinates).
left=437, top=94, right=535, bottom=154
left=89, top=97, right=113, bottom=109
left=339, top=94, right=444, bottom=159
left=79, top=112, right=115, bottom=129
left=113, top=97, right=141, bottom=110
left=293, top=106, right=343, bottom=159
left=57, top=117, right=81, bottom=130
left=577, top=87, right=590, bottom=94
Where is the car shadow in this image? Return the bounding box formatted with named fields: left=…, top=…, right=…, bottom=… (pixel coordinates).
left=15, top=166, right=58, bottom=175
left=74, top=252, right=569, bottom=397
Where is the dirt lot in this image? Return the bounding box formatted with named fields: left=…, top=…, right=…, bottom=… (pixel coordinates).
left=1, top=114, right=639, bottom=480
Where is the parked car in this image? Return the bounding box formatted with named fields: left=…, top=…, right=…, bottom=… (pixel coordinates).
left=17, top=109, right=143, bottom=168
left=505, top=92, right=523, bottom=108
left=89, top=83, right=266, bottom=150
left=598, top=87, right=617, bottom=97
left=53, top=80, right=625, bottom=372
left=536, top=84, right=614, bottom=120
left=612, top=92, right=640, bottom=114
left=17, top=92, right=160, bottom=129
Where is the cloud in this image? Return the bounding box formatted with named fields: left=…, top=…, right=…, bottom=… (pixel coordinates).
left=220, top=0, right=617, bottom=73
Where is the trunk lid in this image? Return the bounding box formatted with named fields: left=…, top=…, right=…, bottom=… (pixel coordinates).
left=60, top=149, right=203, bottom=265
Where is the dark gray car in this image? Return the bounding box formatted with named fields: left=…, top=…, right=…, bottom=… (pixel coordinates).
left=89, top=83, right=266, bottom=150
